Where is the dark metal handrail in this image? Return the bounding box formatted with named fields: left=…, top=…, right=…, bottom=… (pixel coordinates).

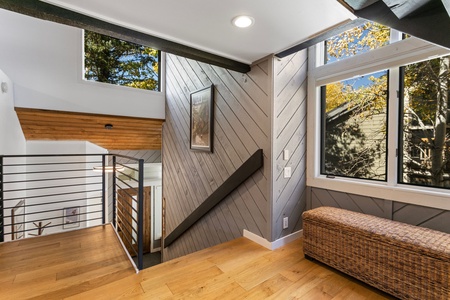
left=164, top=149, right=264, bottom=247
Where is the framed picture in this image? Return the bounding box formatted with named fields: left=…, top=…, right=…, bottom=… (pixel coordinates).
left=63, top=207, right=80, bottom=229
left=190, top=84, right=214, bottom=152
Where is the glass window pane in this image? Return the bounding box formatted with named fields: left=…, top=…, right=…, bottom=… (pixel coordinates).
left=400, top=55, right=450, bottom=188
left=84, top=31, right=160, bottom=91
left=325, top=21, right=390, bottom=64
left=321, top=70, right=388, bottom=180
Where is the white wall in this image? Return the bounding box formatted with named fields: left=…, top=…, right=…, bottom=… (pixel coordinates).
left=0, top=69, right=26, bottom=155
left=0, top=9, right=165, bottom=120
left=24, top=141, right=107, bottom=236
left=0, top=69, right=27, bottom=241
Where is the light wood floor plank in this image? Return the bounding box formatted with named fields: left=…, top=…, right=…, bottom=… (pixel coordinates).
left=0, top=231, right=396, bottom=299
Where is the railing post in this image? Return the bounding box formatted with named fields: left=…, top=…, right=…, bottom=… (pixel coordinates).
left=0, top=156, right=4, bottom=243
left=101, top=154, right=106, bottom=224
left=112, top=155, right=117, bottom=227
left=137, top=158, right=144, bottom=270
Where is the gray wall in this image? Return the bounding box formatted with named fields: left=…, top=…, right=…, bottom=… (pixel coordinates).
left=308, top=187, right=450, bottom=234
left=163, top=54, right=270, bottom=260
left=112, top=150, right=161, bottom=163
left=271, top=51, right=308, bottom=240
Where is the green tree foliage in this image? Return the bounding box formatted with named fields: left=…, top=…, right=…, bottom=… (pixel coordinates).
left=326, top=22, right=390, bottom=62
left=324, top=73, right=388, bottom=179
left=323, top=20, right=450, bottom=187
left=323, top=22, right=390, bottom=179
left=84, top=31, right=159, bottom=91
left=402, top=56, right=450, bottom=187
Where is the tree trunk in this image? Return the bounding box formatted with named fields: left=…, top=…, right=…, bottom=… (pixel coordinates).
left=431, top=56, right=449, bottom=186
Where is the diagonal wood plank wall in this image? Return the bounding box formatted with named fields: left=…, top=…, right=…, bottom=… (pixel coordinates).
left=271, top=50, right=308, bottom=240
left=163, top=54, right=270, bottom=260
left=308, top=187, right=450, bottom=234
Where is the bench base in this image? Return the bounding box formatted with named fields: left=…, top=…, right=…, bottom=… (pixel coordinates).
left=303, top=207, right=450, bottom=300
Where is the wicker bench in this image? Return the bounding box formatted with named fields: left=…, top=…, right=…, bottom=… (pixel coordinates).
left=303, top=206, right=450, bottom=300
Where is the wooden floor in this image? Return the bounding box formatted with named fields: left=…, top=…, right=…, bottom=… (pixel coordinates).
left=0, top=225, right=135, bottom=300
left=0, top=227, right=395, bottom=299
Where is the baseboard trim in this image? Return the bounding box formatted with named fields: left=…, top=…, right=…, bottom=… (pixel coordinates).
left=243, top=229, right=303, bottom=250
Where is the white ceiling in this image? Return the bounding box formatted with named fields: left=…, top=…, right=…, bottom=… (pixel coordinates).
left=41, top=0, right=355, bottom=64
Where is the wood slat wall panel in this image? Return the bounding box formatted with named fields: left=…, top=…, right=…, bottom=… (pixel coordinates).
left=15, top=108, right=163, bottom=150
left=163, top=54, right=270, bottom=260
left=272, top=51, right=308, bottom=241
left=309, top=187, right=450, bottom=234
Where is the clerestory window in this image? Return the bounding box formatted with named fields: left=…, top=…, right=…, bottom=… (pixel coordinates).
left=83, top=30, right=160, bottom=92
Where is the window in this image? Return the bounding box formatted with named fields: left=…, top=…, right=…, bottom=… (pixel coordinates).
left=321, top=70, right=388, bottom=180
left=325, top=21, right=390, bottom=64
left=84, top=31, right=160, bottom=91
left=308, top=23, right=450, bottom=208
left=399, top=55, right=450, bottom=188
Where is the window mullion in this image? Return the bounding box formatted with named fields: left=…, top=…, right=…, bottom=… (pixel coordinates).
left=387, top=67, right=400, bottom=186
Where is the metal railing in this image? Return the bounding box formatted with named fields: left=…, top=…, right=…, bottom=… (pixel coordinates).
left=113, top=155, right=145, bottom=270
left=0, top=153, right=145, bottom=270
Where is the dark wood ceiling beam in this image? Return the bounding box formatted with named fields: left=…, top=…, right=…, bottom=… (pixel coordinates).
left=352, top=0, right=450, bottom=49
left=0, top=0, right=251, bottom=73
left=276, top=19, right=366, bottom=58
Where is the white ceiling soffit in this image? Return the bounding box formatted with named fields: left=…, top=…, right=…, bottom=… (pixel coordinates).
left=40, top=0, right=355, bottom=64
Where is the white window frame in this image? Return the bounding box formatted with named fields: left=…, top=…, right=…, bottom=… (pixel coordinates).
left=80, top=30, right=165, bottom=95
left=307, top=35, right=450, bottom=210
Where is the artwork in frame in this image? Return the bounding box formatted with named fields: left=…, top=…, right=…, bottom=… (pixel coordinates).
left=190, top=84, right=214, bottom=152
left=63, top=207, right=80, bottom=229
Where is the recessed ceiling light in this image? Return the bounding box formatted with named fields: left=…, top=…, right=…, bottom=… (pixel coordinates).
left=232, top=15, right=254, bottom=28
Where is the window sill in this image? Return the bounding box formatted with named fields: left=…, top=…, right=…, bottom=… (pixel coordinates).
left=307, top=175, right=450, bottom=211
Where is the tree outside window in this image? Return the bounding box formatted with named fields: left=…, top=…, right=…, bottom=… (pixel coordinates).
left=321, top=21, right=450, bottom=190
left=321, top=21, right=390, bottom=180
left=84, top=31, right=160, bottom=91
left=400, top=55, right=450, bottom=188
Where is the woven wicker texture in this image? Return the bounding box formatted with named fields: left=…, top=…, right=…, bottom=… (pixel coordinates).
left=303, top=206, right=450, bottom=300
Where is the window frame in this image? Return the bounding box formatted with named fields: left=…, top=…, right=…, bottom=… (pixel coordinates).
left=80, top=30, right=164, bottom=94
left=307, top=34, right=450, bottom=211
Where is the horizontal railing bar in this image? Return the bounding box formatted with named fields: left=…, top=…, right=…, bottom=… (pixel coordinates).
left=5, top=203, right=102, bottom=226
left=3, top=204, right=102, bottom=222
left=115, top=178, right=138, bottom=192
left=116, top=184, right=138, bottom=202
left=3, top=168, right=96, bottom=176
left=8, top=210, right=103, bottom=227
left=4, top=181, right=101, bottom=193
left=115, top=169, right=139, bottom=183
left=3, top=160, right=102, bottom=167
left=116, top=216, right=138, bottom=245
left=1, top=154, right=106, bottom=158
left=4, top=196, right=101, bottom=209
left=2, top=175, right=102, bottom=184
left=3, top=217, right=103, bottom=236
left=116, top=196, right=138, bottom=216
left=116, top=209, right=138, bottom=237
left=110, top=153, right=142, bottom=161
left=116, top=162, right=139, bottom=173
left=115, top=223, right=138, bottom=257
left=116, top=208, right=138, bottom=236
left=4, top=188, right=102, bottom=201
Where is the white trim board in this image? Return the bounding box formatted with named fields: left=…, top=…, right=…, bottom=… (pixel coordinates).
left=243, top=229, right=303, bottom=250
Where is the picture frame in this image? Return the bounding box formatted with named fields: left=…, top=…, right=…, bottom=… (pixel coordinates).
left=190, top=84, right=214, bottom=152
left=63, top=207, right=80, bottom=229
